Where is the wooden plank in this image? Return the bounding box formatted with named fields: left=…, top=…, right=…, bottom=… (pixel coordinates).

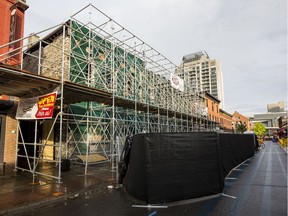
left=77, top=154, right=108, bottom=163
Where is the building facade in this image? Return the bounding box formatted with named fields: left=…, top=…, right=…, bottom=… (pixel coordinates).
left=180, top=51, right=225, bottom=108
left=0, top=7, right=218, bottom=179
left=251, top=111, right=288, bottom=135
left=233, top=111, right=251, bottom=132
left=267, top=101, right=285, bottom=112
left=205, top=92, right=220, bottom=128
left=219, top=109, right=234, bottom=132
left=0, top=0, right=28, bottom=175
left=0, top=0, right=29, bottom=66
left=250, top=101, right=287, bottom=136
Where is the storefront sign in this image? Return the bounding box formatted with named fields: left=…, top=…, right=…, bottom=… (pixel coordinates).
left=16, top=92, right=57, bottom=119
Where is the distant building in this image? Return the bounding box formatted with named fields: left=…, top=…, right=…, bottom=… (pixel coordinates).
left=205, top=92, right=220, bottom=125
left=219, top=109, right=234, bottom=132
left=180, top=51, right=225, bottom=108
left=233, top=111, right=251, bottom=132
left=251, top=112, right=287, bottom=135
left=267, top=101, right=285, bottom=112
left=250, top=101, right=287, bottom=135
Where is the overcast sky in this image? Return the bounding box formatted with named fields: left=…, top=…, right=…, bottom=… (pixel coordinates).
left=24, top=0, right=287, bottom=116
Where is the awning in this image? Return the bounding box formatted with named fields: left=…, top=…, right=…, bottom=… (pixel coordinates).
left=0, top=64, right=112, bottom=105
left=0, top=64, right=60, bottom=98
left=0, top=64, right=207, bottom=121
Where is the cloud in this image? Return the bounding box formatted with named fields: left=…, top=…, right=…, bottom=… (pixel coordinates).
left=23, top=0, right=287, bottom=117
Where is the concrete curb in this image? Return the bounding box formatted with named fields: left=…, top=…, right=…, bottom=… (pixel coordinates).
left=277, top=142, right=288, bottom=154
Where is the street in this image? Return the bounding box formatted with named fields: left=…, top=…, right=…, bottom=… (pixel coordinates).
left=14, top=141, right=287, bottom=216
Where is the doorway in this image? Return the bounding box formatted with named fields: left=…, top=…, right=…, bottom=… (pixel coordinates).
left=17, top=120, right=42, bottom=169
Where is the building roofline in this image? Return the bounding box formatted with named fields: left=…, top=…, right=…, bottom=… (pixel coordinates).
left=182, top=51, right=209, bottom=63
left=205, top=92, right=221, bottom=103
left=25, top=20, right=70, bottom=53
left=220, top=109, right=233, bottom=117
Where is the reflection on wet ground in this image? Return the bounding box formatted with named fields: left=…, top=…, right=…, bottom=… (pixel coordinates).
left=0, top=162, right=116, bottom=213
left=1, top=142, right=287, bottom=216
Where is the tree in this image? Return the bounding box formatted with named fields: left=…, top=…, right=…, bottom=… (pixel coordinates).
left=253, top=122, right=266, bottom=138
left=236, top=121, right=248, bottom=134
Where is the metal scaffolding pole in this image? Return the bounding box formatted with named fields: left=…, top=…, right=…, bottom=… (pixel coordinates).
left=32, top=120, right=38, bottom=184
left=0, top=4, right=216, bottom=183
left=57, top=24, right=66, bottom=183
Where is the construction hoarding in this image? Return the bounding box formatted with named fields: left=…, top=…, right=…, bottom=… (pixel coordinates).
left=122, top=132, right=255, bottom=204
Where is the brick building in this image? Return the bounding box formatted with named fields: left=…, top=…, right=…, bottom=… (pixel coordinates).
left=233, top=111, right=251, bottom=132
left=0, top=0, right=29, bottom=175
left=0, top=0, right=29, bottom=66
left=219, top=109, right=234, bottom=132
left=205, top=92, right=221, bottom=125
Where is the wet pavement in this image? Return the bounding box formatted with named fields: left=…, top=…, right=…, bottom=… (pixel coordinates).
left=0, top=141, right=287, bottom=216
left=0, top=163, right=116, bottom=215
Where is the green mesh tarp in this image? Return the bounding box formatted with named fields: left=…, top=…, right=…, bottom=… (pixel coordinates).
left=70, top=20, right=145, bottom=100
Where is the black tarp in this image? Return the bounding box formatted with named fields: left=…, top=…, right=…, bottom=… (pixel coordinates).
left=219, top=133, right=256, bottom=177
left=123, top=132, right=224, bottom=204
left=122, top=132, right=255, bottom=204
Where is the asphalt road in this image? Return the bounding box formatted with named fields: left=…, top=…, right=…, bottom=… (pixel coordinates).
left=15, top=141, right=287, bottom=216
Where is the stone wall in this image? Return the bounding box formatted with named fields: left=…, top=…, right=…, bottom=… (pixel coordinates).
left=41, top=35, right=70, bottom=80
left=23, top=32, right=71, bottom=81
left=22, top=49, right=41, bottom=74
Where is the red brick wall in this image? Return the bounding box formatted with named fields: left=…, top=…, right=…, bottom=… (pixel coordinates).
left=0, top=0, right=27, bottom=65
left=3, top=105, right=17, bottom=175
left=219, top=110, right=233, bottom=131
left=205, top=97, right=220, bottom=123
left=233, top=111, right=251, bottom=130
left=0, top=0, right=12, bottom=56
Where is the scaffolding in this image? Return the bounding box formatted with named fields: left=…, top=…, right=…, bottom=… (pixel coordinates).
left=0, top=4, right=216, bottom=183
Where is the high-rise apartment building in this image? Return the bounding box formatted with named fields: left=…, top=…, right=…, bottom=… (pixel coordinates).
left=180, top=51, right=225, bottom=108
left=267, top=101, right=285, bottom=112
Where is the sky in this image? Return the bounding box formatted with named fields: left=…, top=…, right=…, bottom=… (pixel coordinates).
left=24, top=0, right=287, bottom=117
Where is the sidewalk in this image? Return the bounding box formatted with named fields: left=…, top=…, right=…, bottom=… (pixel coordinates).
left=0, top=163, right=117, bottom=215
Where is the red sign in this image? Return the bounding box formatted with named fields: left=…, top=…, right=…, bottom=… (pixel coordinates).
left=35, top=93, right=57, bottom=118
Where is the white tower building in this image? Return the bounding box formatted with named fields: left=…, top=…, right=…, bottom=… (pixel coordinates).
left=180, top=51, right=225, bottom=108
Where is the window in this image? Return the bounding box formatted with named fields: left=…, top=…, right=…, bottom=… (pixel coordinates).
left=9, top=9, right=23, bottom=63
left=212, top=102, right=214, bottom=111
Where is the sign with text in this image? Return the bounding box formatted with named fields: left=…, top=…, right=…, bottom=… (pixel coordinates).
left=170, top=73, right=184, bottom=92
left=16, top=92, right=57, bottom=119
